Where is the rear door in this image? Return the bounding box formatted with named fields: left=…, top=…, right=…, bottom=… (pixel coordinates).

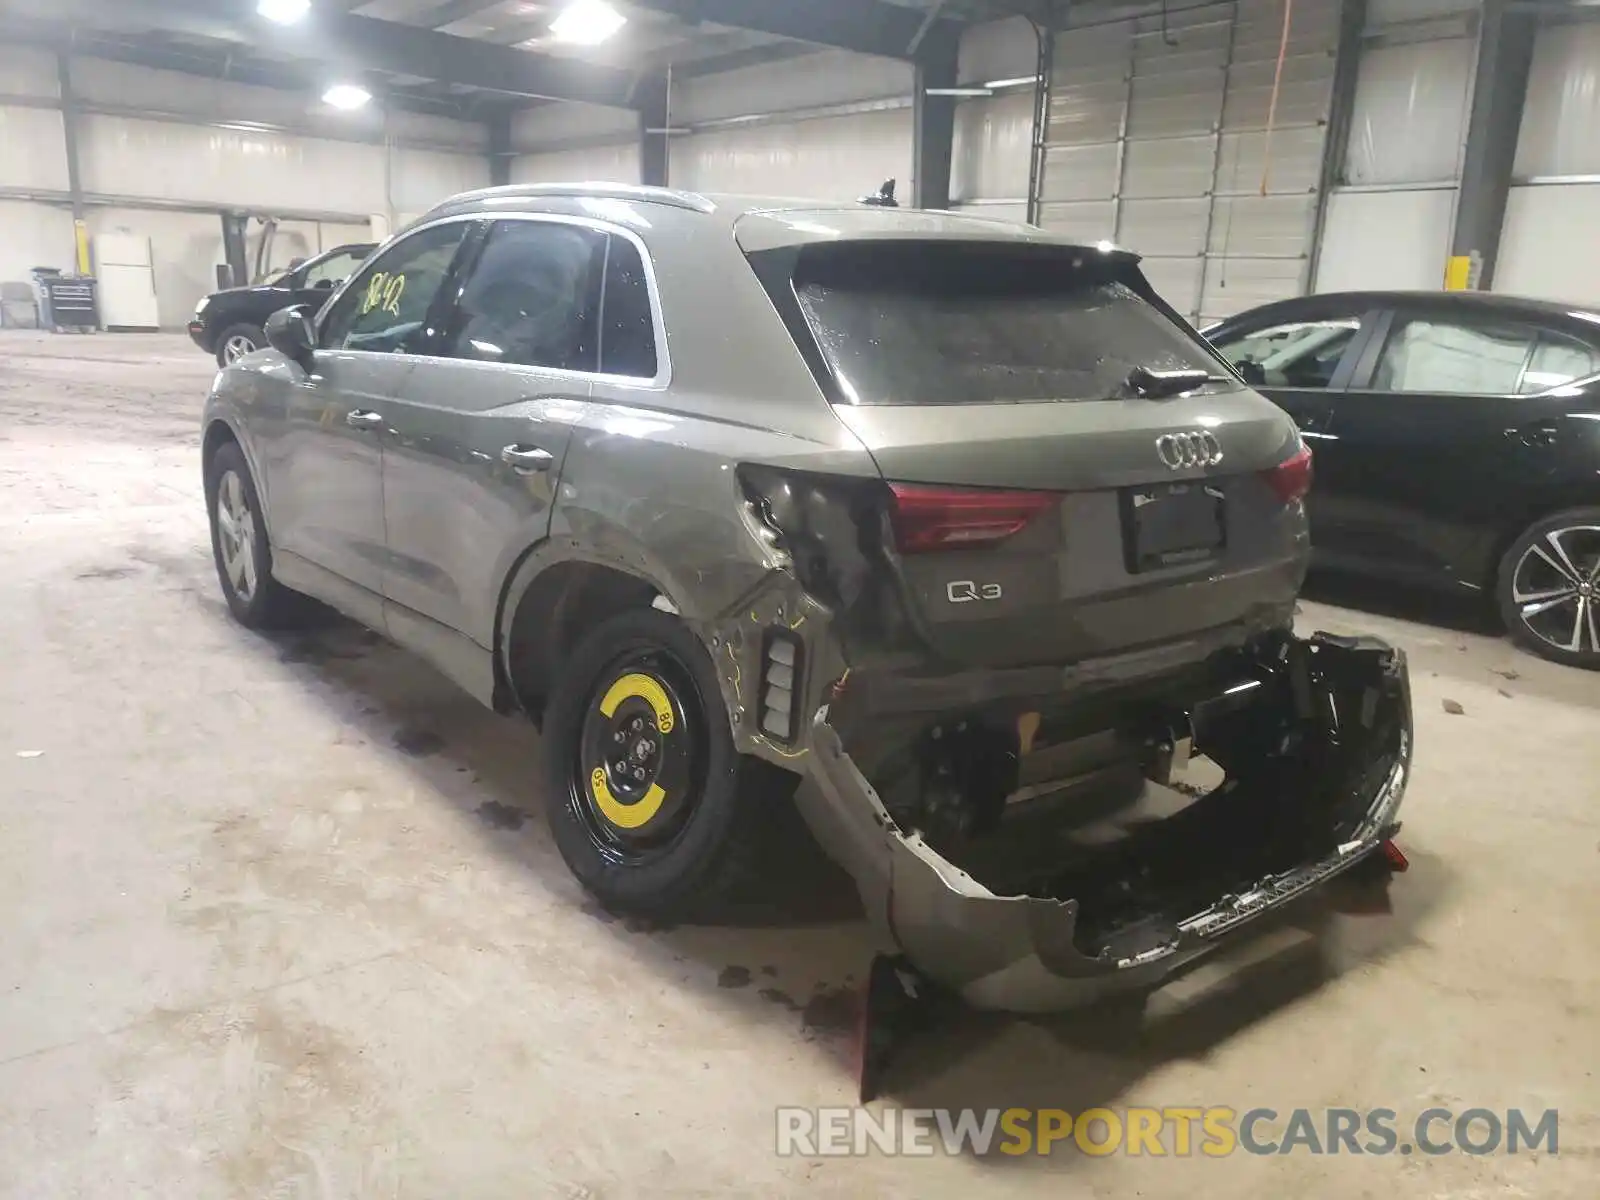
left=379, top=216, right=610, bottom=646
left=767, top=239, right=1310, bottom=669
left=1314, top=306, right=1600, bottom=584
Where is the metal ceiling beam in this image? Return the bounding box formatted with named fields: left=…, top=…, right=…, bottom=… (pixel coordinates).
left=3, top=0, right=639, bottom=106
left=0, top=16, right=479, bottom=118
left=420, top=0, right=512, bottom=30
left=617, top=0, right=963, bottom=60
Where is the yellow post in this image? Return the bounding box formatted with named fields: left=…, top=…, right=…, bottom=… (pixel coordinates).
left=1443, top=255, right=1472, bottom=291
left=73, top=220, right=91, bottom=275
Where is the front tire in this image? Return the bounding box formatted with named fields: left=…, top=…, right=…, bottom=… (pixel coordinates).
left=215, top=323, right=265, bottom=367
left=1496, top=507, right=1600, bottom=669
left=205, top=441, right=298, bottom=629
left=542, top=608, right=778, bottom=920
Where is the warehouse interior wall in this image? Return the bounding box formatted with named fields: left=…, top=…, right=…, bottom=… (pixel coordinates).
left=510, top=49, right=916, bottom=200
left=0, top=45, right=488, bottom=328
left=509, top=102, right=639, bottom=184
left=6, top=2, right=1600, bottom=330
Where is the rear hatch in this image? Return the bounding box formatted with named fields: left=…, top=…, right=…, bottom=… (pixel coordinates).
left=745, top=236, right=1311, bottom=671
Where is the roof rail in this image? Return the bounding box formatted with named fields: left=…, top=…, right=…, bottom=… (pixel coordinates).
left=429, top=182, right=717, bottom=216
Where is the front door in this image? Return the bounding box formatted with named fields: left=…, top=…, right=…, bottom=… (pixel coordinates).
left=380, top=217, right=616, bottom=646
left=264, top=220, right=473, bottom=601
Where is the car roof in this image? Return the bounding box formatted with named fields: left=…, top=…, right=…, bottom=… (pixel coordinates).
left=418, top=182, right=1130, bottom=256
left=1216, top=289, right=1600, bottom=327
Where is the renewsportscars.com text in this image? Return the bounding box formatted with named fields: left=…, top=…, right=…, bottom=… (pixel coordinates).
left=775, top=1106, right=1559, bottom=1158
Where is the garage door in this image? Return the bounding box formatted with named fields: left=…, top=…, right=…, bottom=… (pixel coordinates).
left=1041, top=0, right=1340, bottom=324
left=1494, top=19, right=1600, bottom=307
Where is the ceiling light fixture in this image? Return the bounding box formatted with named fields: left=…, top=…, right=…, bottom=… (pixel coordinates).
left=550, top=0, right=627, bottom=45
left=322, top=84, right=372, bottom=110
left=257, top=0, right=311, bottom=25
left=984, top=75, right=1041, bottom=89
left=926, top=86, right=993, bottom=97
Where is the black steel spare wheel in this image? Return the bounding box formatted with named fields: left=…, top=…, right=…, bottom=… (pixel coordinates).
left=542, top=608, right=774, bottom=919
left=574, top=652, right=703, bottom=857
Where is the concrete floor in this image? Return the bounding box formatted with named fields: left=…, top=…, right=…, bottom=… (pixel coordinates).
left=1, top=332, right=1596, bottom=1198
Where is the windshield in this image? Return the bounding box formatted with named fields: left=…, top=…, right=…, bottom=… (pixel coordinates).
left=790, top=242, right=1231, bottom=406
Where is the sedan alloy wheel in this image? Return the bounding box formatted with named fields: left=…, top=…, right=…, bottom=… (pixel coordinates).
left=1509, top=524, right=1600, bottom=660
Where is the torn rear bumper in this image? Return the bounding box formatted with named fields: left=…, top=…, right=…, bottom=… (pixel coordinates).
left=793, top=632, right=1412, bottom=1013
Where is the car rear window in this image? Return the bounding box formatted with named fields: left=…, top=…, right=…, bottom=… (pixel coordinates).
left=788, top=242, right=1230, bottom=406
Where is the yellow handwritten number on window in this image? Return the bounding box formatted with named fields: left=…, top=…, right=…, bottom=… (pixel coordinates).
left=359, top=272, right=407, bottom=318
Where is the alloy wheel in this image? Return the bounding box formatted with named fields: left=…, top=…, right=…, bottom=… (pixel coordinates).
left=1510, top=525, right=1600, bottom=656
left=214, top=469, right=259, bottom=603
left=223, top=333, right=258, bottom=363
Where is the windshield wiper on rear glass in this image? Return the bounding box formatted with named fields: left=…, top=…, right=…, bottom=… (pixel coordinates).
left=1124, top=365, right=1226, bottom=399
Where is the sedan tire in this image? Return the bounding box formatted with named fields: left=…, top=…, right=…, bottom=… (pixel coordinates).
left=215, top=323, right=266, bottom=368
left=1496, top=507, right=1600, bottom=669
left=542, top=608, right=780, bottom=920
left=205, top=441, right=300, bottom=629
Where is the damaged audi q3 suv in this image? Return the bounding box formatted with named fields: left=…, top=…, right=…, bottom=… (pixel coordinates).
left=201, top=183, right=1412, bottom=1014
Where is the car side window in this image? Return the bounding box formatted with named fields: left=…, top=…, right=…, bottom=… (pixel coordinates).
left=442, top=220, right=604, bottom=371
left=1211, top=317, right=1361, bottom=389
left=319, top=223, right=469, bottom=355
left=302, top=249, right=364, bottom=292
left=600, top=235, right=659, bottom=379
left=1370, top=317, right=1534, bottom=395
left=1518, top=333, right=1600, bottom=394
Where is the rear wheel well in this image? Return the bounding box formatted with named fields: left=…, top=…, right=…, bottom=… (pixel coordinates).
left=503, top=561, right=663, bottom=722
left=202, top=420, right=239, bottom=478
left=1486, top=491, right=1600, bottom=590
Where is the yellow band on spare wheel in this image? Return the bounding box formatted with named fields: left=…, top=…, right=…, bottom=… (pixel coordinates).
left=591, top=672, right=676, bottom=828
left=599, top=673, right=675, bottom=733
left=590, top=770, right=667, bottom=829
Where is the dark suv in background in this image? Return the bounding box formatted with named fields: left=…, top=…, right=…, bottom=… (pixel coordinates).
left=188, top=242, right=374, bottom=366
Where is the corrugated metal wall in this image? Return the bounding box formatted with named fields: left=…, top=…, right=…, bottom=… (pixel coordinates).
left=1040, top=0, right=1341, bottom=325
left=1494, top=18, right=1600, bottom=306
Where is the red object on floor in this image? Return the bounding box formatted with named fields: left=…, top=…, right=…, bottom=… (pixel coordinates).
left=1381, top=839, right=1409, bottom=872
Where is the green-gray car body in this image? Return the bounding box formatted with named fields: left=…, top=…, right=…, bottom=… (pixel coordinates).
left=201, top=184, right=1412, bottom=1012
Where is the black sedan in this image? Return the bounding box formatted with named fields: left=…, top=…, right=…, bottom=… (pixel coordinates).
left=188, top=242, right=374, bottom=367
left=1205, top=291, right=1600, bottom=668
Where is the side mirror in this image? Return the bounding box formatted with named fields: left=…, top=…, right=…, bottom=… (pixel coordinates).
left=312, top=278, right=335, bottom=290
left=264, top=304, right=315, bottom=370
left=1236, top=359, right=1267, bottom=387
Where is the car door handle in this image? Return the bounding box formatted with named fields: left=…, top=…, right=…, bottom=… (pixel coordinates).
left=1506, top=421, right=1558, bottom=447
left=501, top=444, right=555, bottom=474
left=346, top=409, right=385, bottom=431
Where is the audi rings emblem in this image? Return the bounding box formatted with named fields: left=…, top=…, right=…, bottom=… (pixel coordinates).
left=1155, top=430, right=1224, bottom=470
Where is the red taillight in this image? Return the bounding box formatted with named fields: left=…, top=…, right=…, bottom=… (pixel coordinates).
left=887, top=482, right=1057, bottom=553
left=1261, top=444, right=1313, bottom=504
